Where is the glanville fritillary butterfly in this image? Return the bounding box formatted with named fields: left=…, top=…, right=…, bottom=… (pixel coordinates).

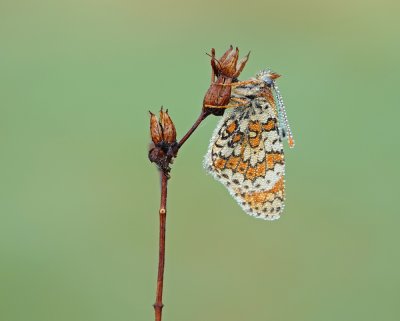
left=204, top=69, right=294, bottom=220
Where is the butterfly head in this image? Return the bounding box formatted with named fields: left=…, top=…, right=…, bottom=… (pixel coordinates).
left=256, top=69, right=281, bottom=86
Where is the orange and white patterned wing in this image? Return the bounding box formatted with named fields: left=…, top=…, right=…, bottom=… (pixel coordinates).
left=204, top=89, right=286, bottom=220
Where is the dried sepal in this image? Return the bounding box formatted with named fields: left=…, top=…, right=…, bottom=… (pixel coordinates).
left=211, top=46, right=250, bottom=79
left=219, top=45, right=234, bottom=65
left=234, top=51, right=251, bottom=78
left=210, top=48, right=218, bottom=79
left=149, top=111, right=163, bottom=144
left=219, top=47, right=239, bottom=77
left=159, top=107, right=176, bottom=144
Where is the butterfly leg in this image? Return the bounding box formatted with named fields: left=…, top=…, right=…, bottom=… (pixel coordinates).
left=215, top=79, right=260, bottom=87
left=204, top=97, right=249, bottom=109
left=231, top=79, right=260, bottom=87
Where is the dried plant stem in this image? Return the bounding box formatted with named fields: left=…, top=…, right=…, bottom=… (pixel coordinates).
left=178, top=110, right=209, bottom=147
left=153, top=172, right=167, bottom=321
left=153, top=111, right=208, bottom=321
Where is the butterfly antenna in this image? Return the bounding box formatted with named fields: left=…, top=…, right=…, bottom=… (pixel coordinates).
left=272, top=82, right=295, bottom=148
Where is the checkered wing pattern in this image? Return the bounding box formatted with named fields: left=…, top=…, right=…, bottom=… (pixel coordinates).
left=204, top=88, right=285, bottom=220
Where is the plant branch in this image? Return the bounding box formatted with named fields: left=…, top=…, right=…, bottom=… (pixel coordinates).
left=178, top=110, right=209, bottom=148
left=152, top=111, right=209, bottom=321
left=153, top=171, right=168, bottom=321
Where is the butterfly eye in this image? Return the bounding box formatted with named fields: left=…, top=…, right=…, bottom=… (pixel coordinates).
left=261, top=75, right=274, bottom=86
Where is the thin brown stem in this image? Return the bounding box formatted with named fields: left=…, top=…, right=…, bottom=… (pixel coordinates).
left=153, top=172, right=168, bottom=321
left=178, top=110, right=209, bottom=148
left=152, top=110, right=209, bottom=321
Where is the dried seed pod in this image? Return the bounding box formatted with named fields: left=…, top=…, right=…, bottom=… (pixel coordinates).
left=148, top=107, right=178, bottom=175
left=203, top=46, right=250, bottom=116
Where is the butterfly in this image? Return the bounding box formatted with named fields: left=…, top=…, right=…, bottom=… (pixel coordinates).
left=204, top=69, right=294, bottom=220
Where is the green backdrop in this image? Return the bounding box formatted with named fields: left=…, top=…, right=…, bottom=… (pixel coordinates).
left=1, top=0, right=399, bottom=320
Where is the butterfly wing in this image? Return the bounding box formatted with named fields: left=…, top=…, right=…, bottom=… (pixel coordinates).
left=204, top=88, right=286, bottom=220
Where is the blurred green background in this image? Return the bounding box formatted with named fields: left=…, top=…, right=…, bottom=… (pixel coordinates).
left=1, top=0, right=399, bottom=320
